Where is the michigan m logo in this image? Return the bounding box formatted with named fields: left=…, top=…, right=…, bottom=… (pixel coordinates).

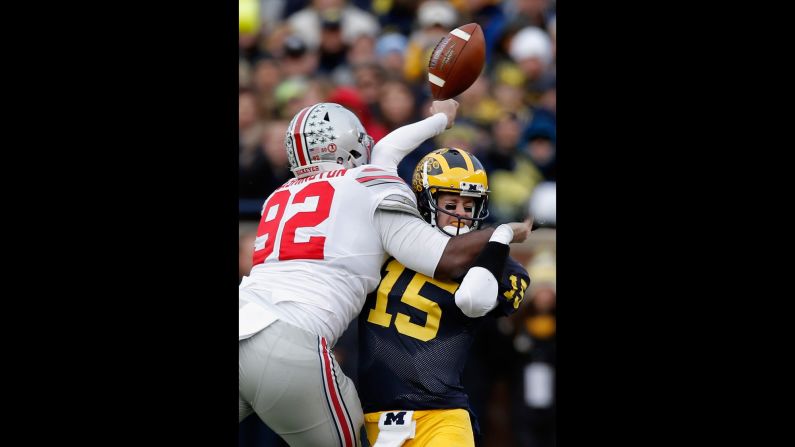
left=383, top=411, right=407, bottom=426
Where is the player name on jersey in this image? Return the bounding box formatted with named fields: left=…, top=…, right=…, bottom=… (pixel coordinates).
left=278, top=169, right=348, bottom=190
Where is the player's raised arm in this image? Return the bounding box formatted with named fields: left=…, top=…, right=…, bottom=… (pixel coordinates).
left=369, top=99, right=458, bottom=169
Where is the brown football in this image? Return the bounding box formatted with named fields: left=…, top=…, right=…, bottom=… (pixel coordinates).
left=427, top=23, right=486, bottom=100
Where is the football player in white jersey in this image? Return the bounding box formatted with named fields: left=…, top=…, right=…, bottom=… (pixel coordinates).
left=238, top=100, right=532, bottom=447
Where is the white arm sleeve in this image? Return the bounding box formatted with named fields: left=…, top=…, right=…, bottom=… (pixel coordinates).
left=370, top=113, right=449, bottom=170
left=453, top=224, right=515, bottom=318
left=455, top=268, right=499, bottom=318
left=374, top=209, right=449, bottom=278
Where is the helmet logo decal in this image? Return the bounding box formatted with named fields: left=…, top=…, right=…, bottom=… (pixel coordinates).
left=460, top=181, right=485, bottom=197
left=306, top=105, right=337, bottom=148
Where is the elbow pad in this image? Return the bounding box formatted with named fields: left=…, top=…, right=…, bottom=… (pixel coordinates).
left=455, top=267, right=499, bottom=318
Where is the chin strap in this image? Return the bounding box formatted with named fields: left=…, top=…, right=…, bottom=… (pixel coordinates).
left=441, top=224, right=471, bottom=236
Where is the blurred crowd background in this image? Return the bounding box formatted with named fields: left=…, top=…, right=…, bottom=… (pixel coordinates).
left=239, top=1, right=556, bottom=446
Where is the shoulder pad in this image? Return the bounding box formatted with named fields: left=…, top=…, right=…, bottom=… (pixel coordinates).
left=378, top=194, right=421, bottom=218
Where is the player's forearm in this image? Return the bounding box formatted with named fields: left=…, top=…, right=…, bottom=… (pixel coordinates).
left=470, top=226, right=512, bottom=280
left=370, top=113, right=448, bottom=169
left=434, top=227, right=496, bottom=280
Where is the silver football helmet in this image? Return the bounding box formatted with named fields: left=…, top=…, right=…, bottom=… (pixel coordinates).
left=284, top=103, right=374, bottom=177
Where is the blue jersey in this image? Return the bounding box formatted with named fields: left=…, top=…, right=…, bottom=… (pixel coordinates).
left=357, top=256, right=530, bottom=415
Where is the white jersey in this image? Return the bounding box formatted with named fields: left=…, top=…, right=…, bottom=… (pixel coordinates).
left=239, top=166, right=426, bottom=344
left=240, top=112, right=450, bottom=345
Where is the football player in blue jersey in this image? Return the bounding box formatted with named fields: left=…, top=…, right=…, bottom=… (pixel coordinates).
left=357, top=147, right=532, bottom=447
